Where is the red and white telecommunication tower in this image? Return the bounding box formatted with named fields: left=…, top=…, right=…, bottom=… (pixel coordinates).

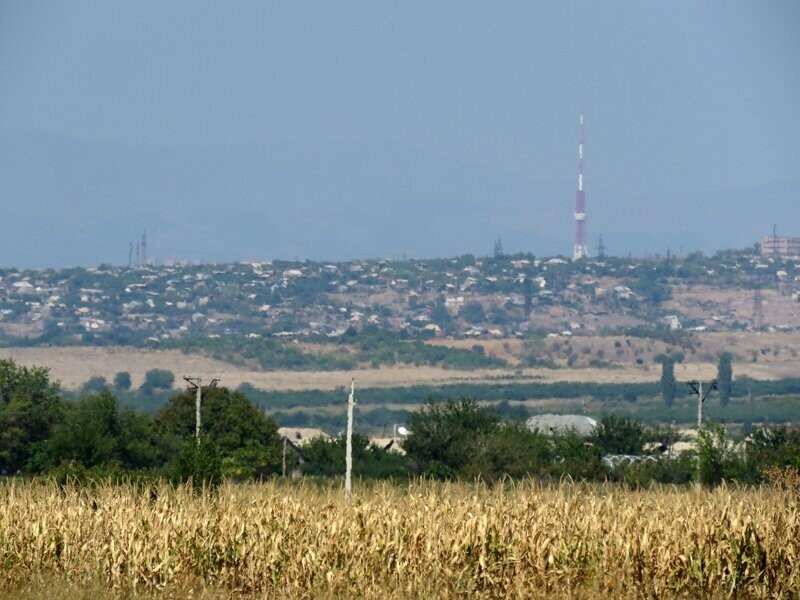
left=573, top=113, right=588, bottom=261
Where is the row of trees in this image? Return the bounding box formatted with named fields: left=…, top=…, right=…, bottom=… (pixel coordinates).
left=300, top=400, right=800, bottom=487
left=0, top=359, right=282, bottom=481
left=81, top=368, right=175, bottom=396
left=1, top=358, right=797, bottom=487
left=400, top=400, right=800, bottom=486
left=657, top=352, right=733, bottom=406
left=169, top=328, right=506, bottom=373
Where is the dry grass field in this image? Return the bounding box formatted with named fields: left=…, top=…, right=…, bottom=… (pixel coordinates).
left=0, top=479, right=797, bottom=598
left=1, top=330, right=798, bottom=393
left=428, top=331, right=800, bottom=371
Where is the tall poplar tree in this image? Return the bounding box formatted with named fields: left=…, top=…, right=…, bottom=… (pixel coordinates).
left=655, top=354, right=676, bottom=407
left=717, top=352, right=733, bottom=407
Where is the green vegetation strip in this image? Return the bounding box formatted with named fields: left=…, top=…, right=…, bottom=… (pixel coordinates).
left=239, top=377, right=800, bottom=410
left=173, top=330, right=507, bottom=371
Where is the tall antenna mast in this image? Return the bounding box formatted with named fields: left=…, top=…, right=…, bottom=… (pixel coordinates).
left=141, top=230, right=148, bottom=267
left=493, top=235, right=504, bottom=258
left=773, top=224, right=778, bottom=257
left=597, top=234, right=606, bottom=259
left=573, top=113, right=588, bottom=261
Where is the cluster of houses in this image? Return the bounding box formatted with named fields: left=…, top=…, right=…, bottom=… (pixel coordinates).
left=0, top=249, right=796, bottom=344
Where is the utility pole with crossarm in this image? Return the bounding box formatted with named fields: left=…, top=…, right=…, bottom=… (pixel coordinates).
left=687, top=379, right=717, bottom=429
left=183, top=376, right=219, bottom=443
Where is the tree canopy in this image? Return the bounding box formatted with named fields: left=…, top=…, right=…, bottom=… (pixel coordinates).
left=0, top=359, right=62, bottom=474
left=140, top=369, right=175, bottom=395
left=155, top=386, right=282, bottom=479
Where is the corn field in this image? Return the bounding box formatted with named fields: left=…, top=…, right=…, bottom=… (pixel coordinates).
left=0, top=478, right=798, bottom=598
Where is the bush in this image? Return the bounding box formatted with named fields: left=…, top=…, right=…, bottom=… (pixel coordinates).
left=175, top=437, right=222, bottom=486
left=591, top=415, right=644, bottom=455
left=301, top=434, right=410, bottom=479
left=423, top=460, right=455, bottom=480
left=696, top=424, right=743, bottom=487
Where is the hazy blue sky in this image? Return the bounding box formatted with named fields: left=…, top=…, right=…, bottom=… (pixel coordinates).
left=0, top=1, right=798, bottom=266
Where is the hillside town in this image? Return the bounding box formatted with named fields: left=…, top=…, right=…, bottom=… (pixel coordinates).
left=0, top=245, right=797, bottom=347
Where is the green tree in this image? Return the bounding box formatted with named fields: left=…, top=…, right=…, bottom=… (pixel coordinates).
left=431, top=299, right=454, bottom=332
left=0, top=359, right=63, bottom=474
left=301, top=433, right=410, bottom=479
left=116, top=407, right=169, bottom=470
left=741, top=427, right=800, bottom=483
left=696, top=424, right=729, bottom=487
left=140, top=369, right=175, bottom=395
left=550, top=429, right=606, bottom=479
left=81, top=376, right=108, bottom=394
left=46, top=391, right=167, bottom=472
left=717, top=352, right=733, bottom=407
left=156, top=386, right=282, bottom=479
left=403, top=398, right=499, bottom=476
left=655, top=354, right=676, bottom=407
left=461, top=302, right=486, bottom=325
left=47, top=391, right=119, bottom=468
left=461, top=422, right=552, bottom=481
left=591, top=415, right=644, bottom=455
left=113, top=371, right=132, bottom=392
left=175, top=436, right=222, bottom=485
left=522, top=278, right=533, bottom=316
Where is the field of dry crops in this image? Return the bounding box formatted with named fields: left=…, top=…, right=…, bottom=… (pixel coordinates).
left=0, top=479, right=798, bottom=598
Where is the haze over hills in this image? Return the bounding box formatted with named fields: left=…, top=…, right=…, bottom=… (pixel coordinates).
left=2, top=3, right=797, bottom=269
left=0, top=130, right=795, bottom=269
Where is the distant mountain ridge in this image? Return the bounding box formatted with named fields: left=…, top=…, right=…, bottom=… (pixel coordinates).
left=0, top=130, right=795, bottom=268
